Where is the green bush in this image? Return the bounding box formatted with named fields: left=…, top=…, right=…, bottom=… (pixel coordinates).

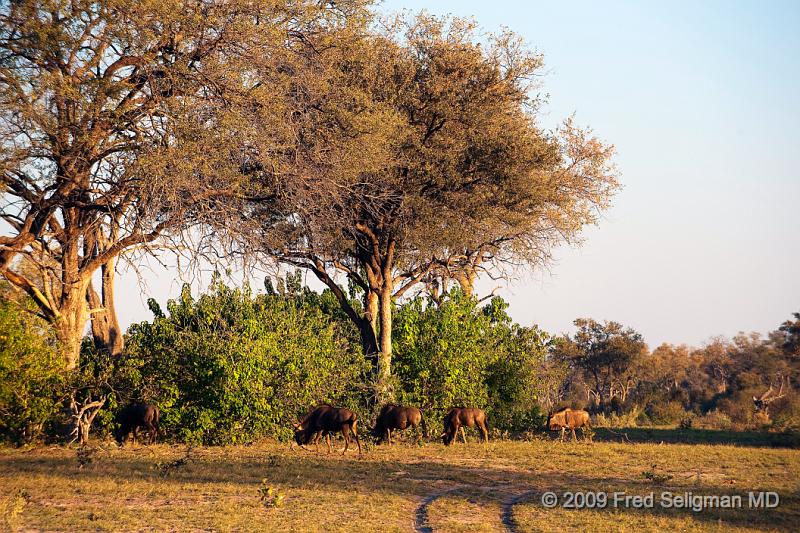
left=0, top=298, right=65, bottom=444
left=392, top=291, right=550, bottom=432
left=692, top=409, right=733, bottom=430
left=594, top=406, right=642, bottom=428
left=771, top=395, right=800, bottom=432
left=646, top=400, right=687, bottom=426
left=121, top=279, right=368, bottom=445
left=715, top=393, right=757, bottom=427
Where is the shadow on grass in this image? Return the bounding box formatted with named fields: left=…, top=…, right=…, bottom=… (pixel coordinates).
left=590, top=427, right=800, bottom=448
left=1, top=443, right=797, bottom=532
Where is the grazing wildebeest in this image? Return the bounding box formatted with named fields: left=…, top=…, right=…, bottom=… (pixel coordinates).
left=441, top=407, right=489, bottom=445
left=547, top=408, right=592, bottom=442
left=293, top=404, right=362, bottom=455
left=292, top=405, right=333, bottom=453
left=114, top=403, right=160, bottom=445
left=372, top=404, right=428, bottom=445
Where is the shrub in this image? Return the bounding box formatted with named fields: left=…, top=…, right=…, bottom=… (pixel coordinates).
left=0, top=298, right=65, bottom=444
left=122, top=280, right=368, bottom=445
left=392, top=291, right=550, bottom=431
left=646, top=400, right=687, bottom=426
left=771, top=395, right=800, bottom=432
left=635, top=410, right=652, bottom=426
left=715, top=394, right=757, bottom=426
left=593, top=406, right=642, bottom=428
left=691, top=410, right=733, bottom=430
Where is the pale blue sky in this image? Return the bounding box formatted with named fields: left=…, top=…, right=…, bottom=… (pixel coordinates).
left=116, top=0, right=800, bottom=347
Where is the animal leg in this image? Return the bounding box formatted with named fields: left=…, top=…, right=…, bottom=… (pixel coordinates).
left=387, top=428, right=392, bottom=447
left=146, top=422, right=157, bottom=444
left=571, top=428, right=577, bottom=442
left=341, top=426, right=351, bottom=455
left=460, top=426, right=467, bottom=444
left=559, top=427, right=565, bottom=442
left=480, top=423, right=489, bottom=443
left=351, top=420, right=362, bottom=456
left=132, top=427, right=138, bottom=445
left=326, top=433, right=332, bottom=453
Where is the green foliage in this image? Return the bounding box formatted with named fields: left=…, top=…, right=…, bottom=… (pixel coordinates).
left=393, top=291, right=550, bottom=431
left=0, top=297, right=64, bottom=444
left=0, top=488, right=29, bottom=530
left=771, top=394, right=800, bottom=432
left=552, top=318, right=647, bottom=412
left=594, top=406, right=644, bottom=428
left=4, top=272, right=796, bottom=444
left=121, top=277, right=368, bottom=445
left=778, top=312, right=800, bottom=357
left=258, top=480, right=285, bottom=509
left=646, top=400, right=687, bottom=426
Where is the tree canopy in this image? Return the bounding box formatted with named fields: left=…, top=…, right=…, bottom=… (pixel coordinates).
left=231, top=16, right=619, bottom=395
left=0, top=0, right=370, bottom=367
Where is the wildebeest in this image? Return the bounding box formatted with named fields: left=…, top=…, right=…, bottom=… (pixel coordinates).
left=372, top=404, right=428, bottom=445
left=547, top=408, right=592, bottom=442
left=442, top=407, right=489, bottom=445
left=114, top=403, right=160, bottom=445
left=293, top=404, right=362, bottom=455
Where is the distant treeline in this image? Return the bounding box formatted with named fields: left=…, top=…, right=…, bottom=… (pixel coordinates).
left=550, top=316, right=800, bottom=431
left=1, top=274, right=798, bottom=445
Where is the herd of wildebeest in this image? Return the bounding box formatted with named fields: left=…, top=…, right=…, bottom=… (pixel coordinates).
left=113, top=401, right=592, bottom=454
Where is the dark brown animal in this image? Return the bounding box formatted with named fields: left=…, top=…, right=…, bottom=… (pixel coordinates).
left=293, top=404, right=361, bottom=455
left=547, top=408, right=591, bottom=442
left=441, top=408, right=489, bottom=445
left=372, top=404, right=428, bottom=445
left=292, top=405, right=332, bottom=453
left=114, top=403, right=160, bottom=445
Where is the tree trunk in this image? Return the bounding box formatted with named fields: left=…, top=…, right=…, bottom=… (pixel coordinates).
left=3, top=267, right=89, bottom=370
left=304, top=264, right=380, bottom=370
left=68, top=393, right=106, bottom=446
left=362, top=290, right=380, bottom=354
left=52, top=280, right=90, bottom=370
left=454, top=267, right=476, bottom=297
left=365, top=290, right=379, bottom=341
left=376, top=281, right=394, bottom=402
left=87, top=259, right=124, bottom=357
left=358, top=316, right=380, bottom=364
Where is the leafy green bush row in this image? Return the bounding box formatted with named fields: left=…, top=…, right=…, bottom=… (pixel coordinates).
left=118, top=280, right=369, bottom=445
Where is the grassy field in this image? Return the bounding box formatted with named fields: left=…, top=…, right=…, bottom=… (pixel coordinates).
left=1, top=430, right=798, bottom=532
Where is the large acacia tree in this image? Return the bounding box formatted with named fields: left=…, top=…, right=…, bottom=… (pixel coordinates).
left=0, top=0, right=368, bottom=368
left=238, top=16, right=620, bottom=396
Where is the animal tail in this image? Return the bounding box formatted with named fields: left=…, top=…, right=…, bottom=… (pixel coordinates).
left=349, top=411, right=359, bottom=434
left=350, top=413, right=362, bottom=454
left=155, top=406, right=165, bottom=438
left=419, top=411, right=429, bottom=438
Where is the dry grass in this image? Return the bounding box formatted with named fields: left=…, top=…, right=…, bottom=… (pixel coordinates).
left=0, top=433, right=798, bottom=532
